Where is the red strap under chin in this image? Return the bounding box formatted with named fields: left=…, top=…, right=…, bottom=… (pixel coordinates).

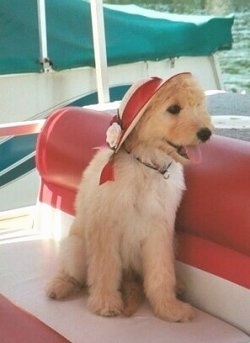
left=99, top=158, right=115, bottom=185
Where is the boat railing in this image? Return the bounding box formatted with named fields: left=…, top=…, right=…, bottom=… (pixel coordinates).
left=0, top=120, right=45, bottom=212
left=0, top=120, right=44, bottom=138
left=0, top=120, right=45, bottom=188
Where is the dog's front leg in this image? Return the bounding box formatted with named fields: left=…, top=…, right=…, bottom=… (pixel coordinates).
left=142, top=228, right=194, bottom=322
left=87, top=226, right=123, bottom=317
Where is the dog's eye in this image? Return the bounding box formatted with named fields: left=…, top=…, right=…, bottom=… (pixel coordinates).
left=167, top=104, right=182, bottom=115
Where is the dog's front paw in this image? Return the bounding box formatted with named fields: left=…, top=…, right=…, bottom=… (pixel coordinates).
left=46, top=276, right=79, bottom=300
left=88, top=291, right=123, bottom=317
left=155, top=299, right=195, bottom=322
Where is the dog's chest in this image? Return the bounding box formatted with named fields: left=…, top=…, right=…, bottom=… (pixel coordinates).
left=119, top=162, right=185, bottom=272
left=130, top=161, right=185, bottom=217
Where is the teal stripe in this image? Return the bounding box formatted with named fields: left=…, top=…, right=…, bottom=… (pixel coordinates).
left=0, top=155, right=35, bottom=187
left=71, top=85, right=130, bottom=106
left=0, top=134, right=37, bottom=171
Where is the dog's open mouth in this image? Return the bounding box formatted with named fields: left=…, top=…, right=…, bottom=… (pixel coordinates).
left=167, top=140, right=202, bottom=164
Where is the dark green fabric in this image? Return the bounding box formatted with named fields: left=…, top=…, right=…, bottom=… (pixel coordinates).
left=0, top=0, right=234, bottom=75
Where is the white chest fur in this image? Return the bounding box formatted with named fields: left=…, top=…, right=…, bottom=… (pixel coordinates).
left=112, top=155, right=186, bottom=273
left=77, top=148, right=186, bottom=273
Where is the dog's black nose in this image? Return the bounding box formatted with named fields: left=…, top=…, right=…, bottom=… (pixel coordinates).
left=197, top=128, right=212, bottom=142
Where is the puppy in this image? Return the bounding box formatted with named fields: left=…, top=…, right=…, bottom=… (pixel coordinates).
left=46, top=73, right=212, bottom=322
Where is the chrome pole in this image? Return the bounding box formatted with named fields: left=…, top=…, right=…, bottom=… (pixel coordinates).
left=90, top=0, right=110, bottom=103
left=37, top=0, right=51, bottom=72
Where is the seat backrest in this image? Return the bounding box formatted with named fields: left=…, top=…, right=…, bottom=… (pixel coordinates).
left=36, top=107, right=112, bottom=214
left=36, top=107, right=112, bottom=191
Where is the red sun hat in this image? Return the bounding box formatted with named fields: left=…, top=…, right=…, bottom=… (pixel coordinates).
left=100, top=72, right=191, bottom=184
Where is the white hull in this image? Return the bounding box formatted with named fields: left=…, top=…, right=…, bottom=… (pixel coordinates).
left=1, top=56, right=223, bottom=124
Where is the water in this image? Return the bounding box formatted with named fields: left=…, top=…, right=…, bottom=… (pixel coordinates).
left=105, top=0, right=250, bottom=93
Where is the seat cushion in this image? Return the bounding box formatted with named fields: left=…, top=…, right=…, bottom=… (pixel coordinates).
left=0, top=238, right=249, bottom=343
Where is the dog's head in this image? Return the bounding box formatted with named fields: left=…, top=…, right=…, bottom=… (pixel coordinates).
left=123, top=73, right=213, bottom=164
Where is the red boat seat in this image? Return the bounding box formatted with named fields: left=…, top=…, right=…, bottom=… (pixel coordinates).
left=36, top=106, right=250, bottom=333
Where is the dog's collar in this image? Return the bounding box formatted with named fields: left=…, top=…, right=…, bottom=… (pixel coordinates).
left=136, top=157, right=172, bottom=179
left=125, top=149, right=172, bottom=179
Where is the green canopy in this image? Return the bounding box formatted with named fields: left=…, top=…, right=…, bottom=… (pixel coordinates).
left=0, top=0, right=234, bottom=75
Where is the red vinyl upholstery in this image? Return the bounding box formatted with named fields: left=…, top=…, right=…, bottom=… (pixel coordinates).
left=36, top=107, right=250, bottom=289
left=36, top=107, right=112, bottom=214
left=176, top=137, right=250, bottom=289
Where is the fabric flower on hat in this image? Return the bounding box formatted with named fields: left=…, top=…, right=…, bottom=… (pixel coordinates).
left=106, top=122, right=122, bottom=149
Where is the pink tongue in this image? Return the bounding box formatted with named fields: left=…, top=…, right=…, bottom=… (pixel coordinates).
left=184, top=145, right=202, bottom=164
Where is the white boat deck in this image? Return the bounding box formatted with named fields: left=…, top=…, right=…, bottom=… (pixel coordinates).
left=0, top=207, right=36, bottom=245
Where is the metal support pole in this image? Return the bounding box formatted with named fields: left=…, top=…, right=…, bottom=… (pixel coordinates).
left=90, top=0, right=110, bottom=103
left=37, top=0, right=52, bottom=72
